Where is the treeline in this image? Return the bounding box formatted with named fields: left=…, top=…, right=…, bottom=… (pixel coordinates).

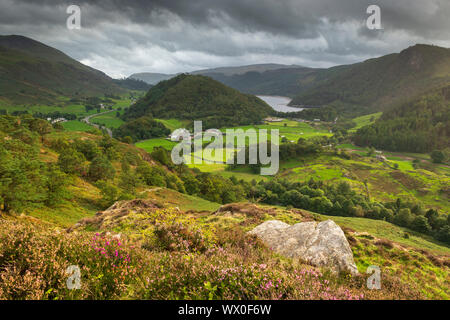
left=113, top=116, right=170, bottom=142
left=228, top=138, right=323, bottom=173
left=0, top=109, right=77, bottom=120
left=278, top=106, right=338, bottom=122
left=248, top=178, right=450, bottom=244
left=354, top=87, right=450, bottom=153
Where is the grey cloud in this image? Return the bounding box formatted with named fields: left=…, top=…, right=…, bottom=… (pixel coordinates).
left=0, top=0, right=448, bottom=77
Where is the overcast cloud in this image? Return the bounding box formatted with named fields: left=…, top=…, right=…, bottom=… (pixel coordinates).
left=0, top=0, right=449, bottom=78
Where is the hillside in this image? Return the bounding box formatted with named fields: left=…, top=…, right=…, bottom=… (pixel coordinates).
left=0, top=35, right=124, bottom=105
left=353, top=85, right=450, bottom=153
left=290, top=44, right=450, bottom=113
left=121, top=74, right=274, bottom=129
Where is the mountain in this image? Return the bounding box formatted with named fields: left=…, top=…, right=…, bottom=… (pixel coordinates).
left=0, top=35, right=124, bottom=105
left=196, top=66, right=320, bottom=97
left=290, top=44, right=450, bottom=112
left=121, top=74, right=274, bottom=131
left=129, top=72, right=176, bottom=85
left=112, top=77, right=152, bottom=91
left=128, top=63, right=308, bottom=95
left=353, top=84, right=450, bottom=153
left=191, top=63, right=302, bottom=76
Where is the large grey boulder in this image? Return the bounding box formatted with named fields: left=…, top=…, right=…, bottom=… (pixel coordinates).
left=248, top=219, right=358, bottom=275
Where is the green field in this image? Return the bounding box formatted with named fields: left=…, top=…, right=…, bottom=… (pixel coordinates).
left=155, top=118, right=190, bottom=131
left=0, top=94, right=133, bottom=120
left=61, top=120, right=94, bottom=132
left=349, top=112, right=382, bottom=132
left=225, top=121, right=332, bottom=144
left=135, top=138, right=177, bottom=153
left=91, top=111, right=124, bottom=129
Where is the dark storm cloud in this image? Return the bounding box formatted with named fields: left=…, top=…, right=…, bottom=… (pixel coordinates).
left=0, top=0, right=449, bottom=77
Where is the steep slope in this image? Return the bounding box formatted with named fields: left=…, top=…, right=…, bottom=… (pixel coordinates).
left=353, top=84, right=450, bottom=153
left=122, top=74, right=274, bottom=129
left=290, top=44, right=450, bottom=112
left=0, top=35, right=124, bottom=105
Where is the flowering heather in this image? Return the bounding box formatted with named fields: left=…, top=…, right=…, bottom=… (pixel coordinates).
left=0, top=218, right=424, bottom=300
left=0, top=220, right=140, bottom=299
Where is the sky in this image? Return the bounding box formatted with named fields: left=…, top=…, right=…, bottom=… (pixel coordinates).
left=1, top=0, right=449, bottom=78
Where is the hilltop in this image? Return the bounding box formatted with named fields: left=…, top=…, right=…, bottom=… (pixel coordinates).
left=0, top=35, right=124, bottom=105
left=121, top=74, right=274, bottom=129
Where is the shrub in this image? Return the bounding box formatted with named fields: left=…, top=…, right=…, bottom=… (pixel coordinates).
left=410, top=216, right=431, bottom=234
left=143, top=209, right=216, bottom=253
left=88, top=156, right=115, bottom=182
left=0, top=220, right=141, bottom=300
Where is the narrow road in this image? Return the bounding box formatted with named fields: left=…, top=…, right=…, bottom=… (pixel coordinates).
left=82, top=110, right=115, bottom=137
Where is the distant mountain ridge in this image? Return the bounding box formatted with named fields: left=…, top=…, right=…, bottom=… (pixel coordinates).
left=191, top=63, right=302, bottom=76
left=129, top=72, right=176, bottom=85
left=128, top=63, right=305, bottom=87
left=0, top=35, right=124, bottom=105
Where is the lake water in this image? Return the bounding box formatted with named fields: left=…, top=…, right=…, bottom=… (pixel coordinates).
left=257, top=95, right=303, bottom=113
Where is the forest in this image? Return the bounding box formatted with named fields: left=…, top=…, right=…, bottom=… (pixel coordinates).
left=354, top=86, right=450, bottom=153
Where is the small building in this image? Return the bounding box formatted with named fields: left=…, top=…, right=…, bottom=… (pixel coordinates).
left=51, top=118, right=67, bottom=124
left=170, top=128, right=191, bottom=141
left=264, top=117, right=284, bottom=122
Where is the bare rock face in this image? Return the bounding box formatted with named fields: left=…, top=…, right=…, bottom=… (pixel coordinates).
left=248, top=219, right=358, bottom=275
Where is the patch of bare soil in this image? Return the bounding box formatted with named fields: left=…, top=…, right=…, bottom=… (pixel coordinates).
left=214, top=203, right=277, bottom=219
left=389, top=171, right=425, bottom=190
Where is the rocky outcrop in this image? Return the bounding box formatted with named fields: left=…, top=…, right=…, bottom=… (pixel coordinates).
left=214, top=203, right=277, bottom=219
left=248, top=219, right=358, bottom=275
left=67, top=199, right=163, bottom=232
